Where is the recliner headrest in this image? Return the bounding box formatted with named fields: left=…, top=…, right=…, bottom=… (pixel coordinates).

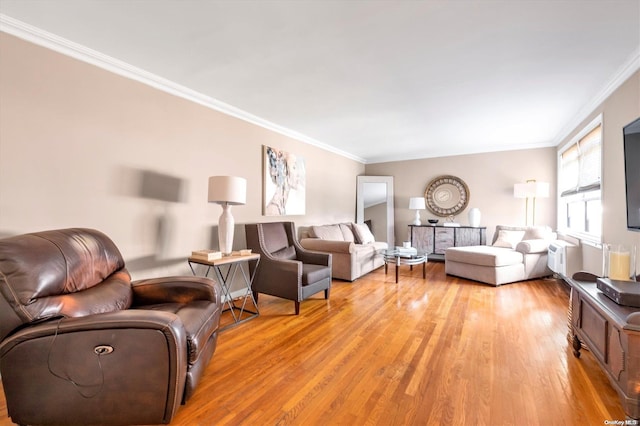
left=0, top=228, right=132, bottom=340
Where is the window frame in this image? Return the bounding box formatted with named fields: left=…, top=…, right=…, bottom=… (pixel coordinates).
left=557, top=114, right=603, bottom=244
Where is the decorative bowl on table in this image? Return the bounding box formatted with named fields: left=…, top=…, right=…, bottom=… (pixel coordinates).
left=427, top=219, right=439, bottom=225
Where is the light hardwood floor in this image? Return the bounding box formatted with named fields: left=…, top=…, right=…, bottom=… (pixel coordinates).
left=0, top=262, right=627, bottom=425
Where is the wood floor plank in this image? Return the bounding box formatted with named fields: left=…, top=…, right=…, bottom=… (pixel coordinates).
left=0, top=262, right=628, bottom=425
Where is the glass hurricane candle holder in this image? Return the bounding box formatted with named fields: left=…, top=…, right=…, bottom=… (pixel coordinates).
left=603, top=244, right=637, bottom=281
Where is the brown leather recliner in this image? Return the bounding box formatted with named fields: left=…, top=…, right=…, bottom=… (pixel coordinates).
left=0, top=228, right=222, bottom=425
left=245, top=222, right=332, bottom=315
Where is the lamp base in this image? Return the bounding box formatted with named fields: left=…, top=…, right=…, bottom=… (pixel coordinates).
left=218, top=204, right=234, bottom=255
left=413, top=210, right=422, bottom=226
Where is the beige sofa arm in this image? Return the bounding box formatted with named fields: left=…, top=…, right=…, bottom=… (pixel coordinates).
left=300, top=238, right=354, bottom=254
left=516, top=239, right=550, bottom=254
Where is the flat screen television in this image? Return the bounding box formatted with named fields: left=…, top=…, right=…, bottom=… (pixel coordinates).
left=624, top=117, right=640, bottom=231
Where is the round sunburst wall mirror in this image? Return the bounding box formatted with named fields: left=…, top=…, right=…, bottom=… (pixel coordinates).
left=424, top=175, right=470, bottom=217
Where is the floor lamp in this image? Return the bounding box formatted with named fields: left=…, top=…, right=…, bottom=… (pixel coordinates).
left=208, top=176, right=247, bottom=255
left=513, top=180, right=549, bottom=226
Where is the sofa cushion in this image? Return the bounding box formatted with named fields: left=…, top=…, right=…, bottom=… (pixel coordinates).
left=300, top=238, right=354, bottom=254
left=523, top=226, right=553, bottom=240
left=371, top=241, right=389, bottom=251
left=445, top=246, right=523, bottom=267
left=311, top=224, right=344, bottom=241
left=493, top=230, right=525, bottom=249
left=353, top=223, right=375, bottom=244
left=339, top=223, right=356, bottom=242
left=492, top=225, right=553, bottom=243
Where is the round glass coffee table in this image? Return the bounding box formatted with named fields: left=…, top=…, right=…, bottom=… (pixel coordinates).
left=382, top=249, right=428, bottom=283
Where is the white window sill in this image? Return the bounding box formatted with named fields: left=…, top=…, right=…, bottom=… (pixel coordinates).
left=558, top=230, right=601, bottom=248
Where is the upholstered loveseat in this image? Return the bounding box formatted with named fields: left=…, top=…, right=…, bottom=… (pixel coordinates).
left=300, top=223, right=388, bottom=281
left=444, top=225, right=556, bottom=286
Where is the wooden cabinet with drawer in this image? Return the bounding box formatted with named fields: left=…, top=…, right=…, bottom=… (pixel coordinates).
left=568, top=277, right=640, bottom=419
left=409, top=225, right=486, bottom=261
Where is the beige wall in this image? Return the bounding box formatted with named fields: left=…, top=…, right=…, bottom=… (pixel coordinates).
left=365, top=147, right=557, bottom=245
left=2, top=32, right=637, bottom=281
left=556, top=70, right=640, bottom=276
left=0, top=34, right=364, bottom=279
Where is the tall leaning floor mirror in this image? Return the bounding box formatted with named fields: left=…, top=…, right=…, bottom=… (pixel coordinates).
left=356, top=176, right=395, bottom=248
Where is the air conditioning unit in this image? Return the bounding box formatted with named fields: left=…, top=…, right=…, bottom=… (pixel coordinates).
left=548, top=240, right=581, bottom=278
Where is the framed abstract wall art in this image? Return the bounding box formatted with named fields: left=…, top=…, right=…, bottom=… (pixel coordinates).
left=263, top=145, right=306, bottom=215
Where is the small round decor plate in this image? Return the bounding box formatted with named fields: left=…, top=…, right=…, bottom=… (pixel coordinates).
left=424, top=175, right=470, bottom=217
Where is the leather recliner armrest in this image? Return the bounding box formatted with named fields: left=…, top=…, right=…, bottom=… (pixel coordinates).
left=131, top=276, right=222, bottom=306
left=0, top=310, right=187, bottom=425
left=0, top=309, right=187, bottom=358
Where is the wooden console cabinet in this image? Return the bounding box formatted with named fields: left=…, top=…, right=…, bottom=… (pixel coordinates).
left=567, top=276, right=640, bottom=419
left=409, top=225, right=486, bottom=261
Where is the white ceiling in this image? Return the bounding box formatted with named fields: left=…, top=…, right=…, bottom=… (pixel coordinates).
left=1, top=0, right=639, bottom=163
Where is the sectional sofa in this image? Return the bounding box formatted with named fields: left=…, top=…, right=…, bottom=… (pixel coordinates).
left=299, top=222, right=388, bottom=281
left=444, top=225, right=557, bottom=286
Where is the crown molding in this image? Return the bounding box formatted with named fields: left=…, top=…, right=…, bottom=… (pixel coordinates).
left=553, top=46, right=640, bottom=146
left=0, top=14, right=367, bottom=164
left=366, top=140, right=557, bottom=164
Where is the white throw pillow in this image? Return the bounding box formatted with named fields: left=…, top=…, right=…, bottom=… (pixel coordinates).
left=493, top=230, right=525, bottom=249
left=523, top=226, right=551, bottom=240
left=352, top=223, right=375, bottom=244
left=340, top=223, right=356, bottom=242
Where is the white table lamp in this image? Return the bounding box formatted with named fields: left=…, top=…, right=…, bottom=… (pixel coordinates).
left=409, top=197, right=426, bottom=225
left=208, top=176, right=247, bottom=255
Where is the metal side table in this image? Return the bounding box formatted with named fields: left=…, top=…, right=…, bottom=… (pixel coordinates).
left=188, top=253, right=260, bottom=330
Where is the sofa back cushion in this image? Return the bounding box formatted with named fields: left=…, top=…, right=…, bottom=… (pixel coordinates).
left=310, top=224, right=344, bottom=241
left=523, top=226, right=553, bottom=240
left=492, top=225, right=553, bottom=243
left=339, top=224, right=356, bottom=242
left=493, top=230, right=526, bottom=249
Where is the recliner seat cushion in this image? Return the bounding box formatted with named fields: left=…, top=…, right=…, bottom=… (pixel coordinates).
left=139, top=300, right=220, bottom=364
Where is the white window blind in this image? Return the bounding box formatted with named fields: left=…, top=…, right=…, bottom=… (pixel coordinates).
left=557, top=117, right=602, bottom=241
left=560, top=125, right=602, bottom=196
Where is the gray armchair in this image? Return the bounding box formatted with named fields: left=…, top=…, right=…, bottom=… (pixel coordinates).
left=0, top=228, right=222, bottom=425
left=245, top=222, right=332, bottom=314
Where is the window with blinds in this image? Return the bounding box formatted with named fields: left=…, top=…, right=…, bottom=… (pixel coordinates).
left=558, top=116, right=602, bottom=241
